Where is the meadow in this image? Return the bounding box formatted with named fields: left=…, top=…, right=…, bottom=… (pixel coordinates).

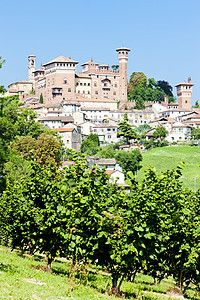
left=0, top=246, right=198, bottom=300
left=137, top=145, right=200, bottom=190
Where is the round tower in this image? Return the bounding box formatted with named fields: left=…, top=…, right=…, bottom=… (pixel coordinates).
left=116, top=47, right=130, bottom=103
left=28, top=55, right=36, bottom=87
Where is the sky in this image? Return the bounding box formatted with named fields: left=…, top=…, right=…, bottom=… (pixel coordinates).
left=1, top=0, right=200, bottom=105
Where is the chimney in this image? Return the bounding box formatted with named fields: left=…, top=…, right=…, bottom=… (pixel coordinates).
left=188, top=77, right=191, bottom=83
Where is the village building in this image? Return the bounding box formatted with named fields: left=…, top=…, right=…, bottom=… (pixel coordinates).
left=92, top=124, right=118, bottom=144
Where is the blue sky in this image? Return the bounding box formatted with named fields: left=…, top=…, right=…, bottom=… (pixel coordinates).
left=1, top=0, right=200, bottom=105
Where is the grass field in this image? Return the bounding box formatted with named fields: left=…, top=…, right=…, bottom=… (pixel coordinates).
left=1, top=246, right=198, bottom=300
left=136, top=145, right=200, bottom=190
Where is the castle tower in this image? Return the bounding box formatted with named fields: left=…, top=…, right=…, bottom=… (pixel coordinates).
left=175, top=77, right=194, bottom=110
left=28, top=55, right=36, bottom=88
left=116, top=47, right=130, bottom=103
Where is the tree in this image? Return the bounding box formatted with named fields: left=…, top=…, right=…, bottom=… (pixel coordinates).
left=80, top=133, right=100, bottom=155
left=153, top=126, right=168, bottom=142
left=194, top=100, right=200, bottom=108
left=114, top=149, right=142, bottom=175
left=127, top=72, right=147, bottom=95
left=111, top=65, right=119, bottom=71
left=117, top=113, right=138, bottom=144
left=39, top=93, right=44, bottom=104
left=157, top=80, right=176, bottom=103
left=12, top=133, right=62, bottom=168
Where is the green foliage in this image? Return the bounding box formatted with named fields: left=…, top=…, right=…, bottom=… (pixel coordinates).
left=191, top=127, right=200, bottom=140
left=194, top=100, right=200, bottom=108
left=39, top=93, right=44, bottom=103
left=117, top=113, right=138, bottom=144
left=111, top=65, right=119, bottom=71
left=11, top=133, right=62, bottom=168
left=153, top=126, right=168, bottom=142
left=127, top=72, right=147, bottom=95
left=0, top=96, right=62, bottom=192
left=128, top=77, right=175, bottom=109
left=115, top=149, right=142, bottom=175
left=80, top=133, right=100, bottom=155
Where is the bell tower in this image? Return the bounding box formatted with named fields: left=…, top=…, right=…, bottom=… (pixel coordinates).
left=175, top=77, right=194, bottom=110
left=28, top=55, right=36, bottom=88
left=116, top=47, right=130, bottom=104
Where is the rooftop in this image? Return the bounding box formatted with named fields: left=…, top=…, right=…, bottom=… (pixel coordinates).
left=43, top=56, right=78, bottom=66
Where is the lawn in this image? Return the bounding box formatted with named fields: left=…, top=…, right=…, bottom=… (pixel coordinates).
left=136, top=145, right=200, bottom=190
left=0, top=246, right=199, bottom=299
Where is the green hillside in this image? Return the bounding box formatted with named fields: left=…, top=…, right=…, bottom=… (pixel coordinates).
left=137, top=145, right=200, bottom=190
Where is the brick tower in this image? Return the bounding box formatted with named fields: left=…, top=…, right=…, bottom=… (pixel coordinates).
left=175, top=77, right=194, bottom=110
left=28, top=54, right=36, bottom=88
left=116, top=47, right=130, bottom=104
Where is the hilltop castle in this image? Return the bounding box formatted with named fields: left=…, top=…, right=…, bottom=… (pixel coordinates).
left=8, top=47, right=130, bottom=106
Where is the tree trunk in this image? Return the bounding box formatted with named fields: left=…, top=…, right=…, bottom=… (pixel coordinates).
left=47, top=255, right=52, bottom=271
left=112, top=274, right=118, bottom=289
left=117, top=272, right=126, bottom=292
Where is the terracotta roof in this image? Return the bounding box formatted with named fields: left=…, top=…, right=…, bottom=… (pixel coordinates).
left=43, top=56, right=78, bottom=66
left=44, top=103, right=60, bottom=108
left=62, top=161, right=75, bottom=166
left=168, top=103, right=179, bottom=106
left=75, top=73, right=91, bottom=79
left=51, top=128, right=74, bottom=132
left=160, top=108, right=191, bottom=113
left=105, top=170, right=115, bottom=175
left=62, top=101, right=81, bottom=106
left=81, top=107, right=110, bottom=111
left=8, top=89, right=18, bottom=93
left=81, top=60, right=99, bottom=66
left=93, top=124, right=118, bottom=128
left=38, top=116, right=74, bottom=122
left=175, top=81, right=194, bottom=87
left=110, top=109, right=153, bottom=113
left=96, top=158, right=116, bottom=165
left=47, top=110, right=62, bottom=113
left=116, top=46, right=130, bottom=52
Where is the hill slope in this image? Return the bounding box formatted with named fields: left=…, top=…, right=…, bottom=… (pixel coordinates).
left=136, top=146, right=200, bottom=190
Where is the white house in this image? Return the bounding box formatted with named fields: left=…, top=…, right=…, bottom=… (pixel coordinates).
left=92, top=124, right=118, bottom=144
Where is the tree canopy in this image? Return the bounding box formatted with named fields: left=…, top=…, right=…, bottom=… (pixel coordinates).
left=117, top=113, right=138, bottom=144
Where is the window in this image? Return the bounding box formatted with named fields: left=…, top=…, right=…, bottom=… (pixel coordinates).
left=64, top=79, right=67, bottom=84
left=88, top=83, right=90, bottom=86
left=76, top=82, right=78, bottom=86
left=94, top=82, right=97, bottom=87
left=88, top=91, right=90, bottom=94
left=104, top=83, right=107, bottom=87
left=108, top=135, right=111, bottom=139
left=84, top=83, right=86, bottom=86
left=83, top=91, right=85, bottom=94
left=80, top=83, right=82, bottom=86
left=115, top=83, right=117, bottom=87
left=113, top=91, right=116, bottom=95
left=95, top=91, right=98, bottom=94
left=68, top=88, right=71, bottom=92
left=78, top=90, right=80, bottom=93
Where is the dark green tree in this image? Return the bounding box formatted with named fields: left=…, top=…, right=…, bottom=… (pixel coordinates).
left=117, top=113, right=138, bottom=144
left=39, top=93, right=44, bottom=104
